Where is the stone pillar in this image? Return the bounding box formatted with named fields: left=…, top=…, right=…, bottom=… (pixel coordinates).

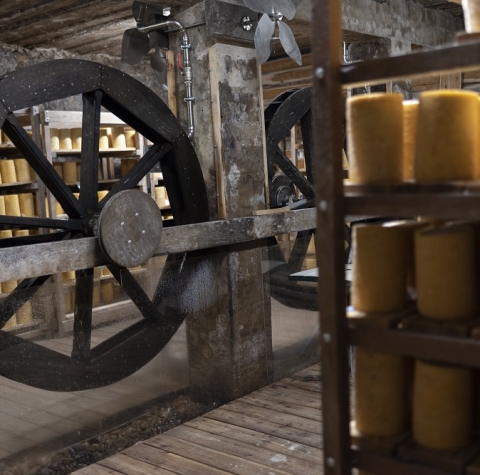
left=171, top=3, right=273, bottom=405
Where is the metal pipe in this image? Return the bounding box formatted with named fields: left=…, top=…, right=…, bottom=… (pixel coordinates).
left=139, top=20, right=195, bottom=138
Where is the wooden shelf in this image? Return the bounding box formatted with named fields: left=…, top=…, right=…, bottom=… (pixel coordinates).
left=0, top=181, right=38, bottom=193
left=344, top=183, right=480, bottom=219
left=52, top=148, right=140, bottom=162
left=340, top=38, right=480, bottom=87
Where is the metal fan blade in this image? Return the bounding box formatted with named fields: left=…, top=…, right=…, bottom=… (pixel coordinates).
left=278, top=21, right=302, bottom=65
left=122, top=28, right=151, bottom=65
left=275, top=0, right=299, bottom=20
left=254, top=13, right=276, bottom=63
left=150, top=50, right=168, bottom=91
left=244, top=0, right=275, bottom=14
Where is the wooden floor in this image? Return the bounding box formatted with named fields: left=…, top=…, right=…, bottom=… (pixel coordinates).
left=73, top=364, right=323, bottom=475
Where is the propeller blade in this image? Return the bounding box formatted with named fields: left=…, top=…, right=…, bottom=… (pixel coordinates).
left=278, top=21, right=302, bottom=65
left=244, top=0, right=275, bottom=14
left=275, top=0, right=298, bottom=20
left=150, top=50, right=168, bottom=91
left=254, top=13, right=276, bottom=64
left=122, top=28, right=151, bottom=65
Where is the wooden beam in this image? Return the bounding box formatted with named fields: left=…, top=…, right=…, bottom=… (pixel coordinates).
left=0, top=208, right=316, bottom=283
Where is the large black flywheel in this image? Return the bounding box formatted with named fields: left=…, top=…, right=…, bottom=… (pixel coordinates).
left=265, top=88, right=350, bottom=310
left=0, top=59, right=210, bottom=391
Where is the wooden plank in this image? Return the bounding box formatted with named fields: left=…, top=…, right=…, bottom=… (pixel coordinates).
left=142, top=434, right=294, bottom=475
left=340, top=40, right=480, bottom=87
left=98, top=453, right=178, bottom=475
left=166, top=51, right=178, bottom=118
left=205, top=407, right=322, bottom=449
left=217, top=400, right=321, bottom=434
left=72, top=464, right=122, bottom=474
left=255, top=384, right=322, bottom=409
left=0, top=208, right=316, bottom=283
left=183, top=418, right=323, bottom=465
left=166, top=424, right=320, bottom=475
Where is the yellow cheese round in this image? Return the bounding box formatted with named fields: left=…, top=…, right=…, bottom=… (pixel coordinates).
left=354, top=348, right=408, bottom=437
left=99, top=128, right=110, bottom=149
left=14, top=159, right=31, bottom=182
left=0, top=196, right=6, bottom=215
left=463, top=0, right=480, bottom=32
left=2, top=315, right=17, bottom=330
left=2, top=280, right=17, bottom=293
left=352, top=223, right=408, bottom=313
left=62, top=271, right=76, bottom=281
left=0, top=230, right=12, bottom=239
left=97, top=190, right=109, bottom=202
left=155, top=186, right=166, bottom=208
left=0, top=160, right=17, bottom=183
left=415, top=224, right=478, bottom=319
left=63, top=162, right=77, bottom=184
left=413, top=359, right=472, bottom=450
left=121, top=159, right=137, bottom=176
left=58, top=129, right=72, bottom=150
left=5, top=195, right=21, bottom=216
left=101, top=281, right=114, bottom=305
left=403, top=100, right=419, bottom=181
left=19, top=193, right=35, bottom=217
left=71, top=128, right=82, bottom=149
left=53, top=163, right=63, bottom=179
left=415, top=90, right=478, bottom=182
left=125, top=129, right=136, bottom=148
left=111, top=126, right=126, bottom=149
left=16, top=301, right=32, bottom=325
left=13, top=229, right=29, bottom=237
left=347, top=93, right=404, bottom=184
left=55, top=201, right=64, bottom=216
left=50, top=129, right=60, bottom=150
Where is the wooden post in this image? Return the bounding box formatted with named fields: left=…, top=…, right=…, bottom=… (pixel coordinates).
left=312, top=1, right=351, bottom=475
left=166, top=50, right=178, bottom=117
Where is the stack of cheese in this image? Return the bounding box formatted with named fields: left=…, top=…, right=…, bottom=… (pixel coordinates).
left=412, top=223, right=476, bottom=450
left=347, top=90, right=480, bottom=183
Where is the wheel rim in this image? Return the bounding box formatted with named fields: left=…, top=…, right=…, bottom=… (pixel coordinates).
left=0, top=59, right=210, bottom=391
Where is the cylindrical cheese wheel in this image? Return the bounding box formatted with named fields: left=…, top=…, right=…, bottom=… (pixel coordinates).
left=14, top=159, right=31, bottom=182
left=154, top=186, right=166, bottom=208
left=62, top=271, right=76, bottom=281
left=63, top=162, right=77, bottom=183
left=121, top=159, right=137, bottom=176
left=415, top=224, right=478, bottom=319
left=99, top=128, right=110, bottom=149
left=19, top=193, right=35, bottom=217
left=71, top=128, right=82, bottom=149
left=5, top=195, right=21, bottom=216
left=354, top=348, right=408, bottom=437
left=0, top=230, right=12, bottom=239
left=101, top=281, right=114, bottom=305
left=97, top=190, right=109, bottom=202
left=55, top=201, right=64, bottom=216
left=125, top=129, right=136, bottom=148
left=13, top=229, right=29, bottom=237
left=50, top=129, right=60, bottom=150
left=352, top=223, right=408, bottom=313
left=93, top=282, right=101, bottom=307
left=403, top=100, right=419, bottom=181
left=111, top=126, right=126, bottom=149
left=76, top=163, right=81, bottom=182
left=463, top=0, right=480, bottom=32
left=3, top=315, right=17, bottom=330
left=347, top=93, right=404, bottom=184
left=0, top=160, right=17, bottom=183
left=58, top=129, right=72, bottom=150
left=2, top=280, right=17, bottom=293
left=0, top=196, right=6, bottom=215
left=53, top=163, right=63, bottom=179
left=413, top=359, right=472, bottom=450
left=16, top=301, right=33, bottom=325
left=415, top=90, right=478, bottom=182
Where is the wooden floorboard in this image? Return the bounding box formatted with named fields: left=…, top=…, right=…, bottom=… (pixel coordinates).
left=73, top=364, right=323, bottom=475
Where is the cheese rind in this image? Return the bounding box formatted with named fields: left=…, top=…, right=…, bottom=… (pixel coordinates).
left=355, top=348, right=408, bottom=436
left=352, top=224, right=408, bottom=313
left=415, top=224, right=478, bottom=319
left=415, top=90, right=478, bottom=182
left=402, top=100, right=419, bottom=180
left=413, top=359, right=472, bottom=450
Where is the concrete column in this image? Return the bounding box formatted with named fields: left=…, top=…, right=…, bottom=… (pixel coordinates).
left=171, top=3, right=273, bottom=405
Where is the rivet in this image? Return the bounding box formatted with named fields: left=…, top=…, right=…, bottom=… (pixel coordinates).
left=315, top=67, right=325, bottom=79
left=322, top=333, right=331, bottom=343
left=135, top=212, right=139, bottom=217
left=319, top=200, right=328, bottom=212
left=326, top=457, right=335, bottom=468
left=128, top=240, right=132, bottom=244
left=142, top=230, right=146, bottom=234
left=121, top=222, right=125, bottom=226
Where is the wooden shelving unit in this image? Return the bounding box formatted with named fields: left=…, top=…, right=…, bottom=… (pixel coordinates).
left=312, top=3, right=480, bottom=475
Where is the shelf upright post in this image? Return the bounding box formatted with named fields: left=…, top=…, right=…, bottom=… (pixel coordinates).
left=312, top=1, right=351, bottom=474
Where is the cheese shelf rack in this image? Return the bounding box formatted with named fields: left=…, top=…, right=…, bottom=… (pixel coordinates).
left=312, top=3, right=480, bottom=475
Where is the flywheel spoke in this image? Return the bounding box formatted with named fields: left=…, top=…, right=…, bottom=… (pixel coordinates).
left=99, top=143, right=171, bottom=208
left=273, top=145, right=314, bottom=199
left=79, top=91, right=102, bottom=213
left=2, top=113, right=85, bottom=219
left=288, top=229, right=314, bottom=273
left=71, top=268, right=94, bottom=362
left=0, top=215, right=82, bottom=231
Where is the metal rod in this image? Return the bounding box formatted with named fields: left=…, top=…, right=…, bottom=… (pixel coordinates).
left=139, top=20, right=195, bottom=138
